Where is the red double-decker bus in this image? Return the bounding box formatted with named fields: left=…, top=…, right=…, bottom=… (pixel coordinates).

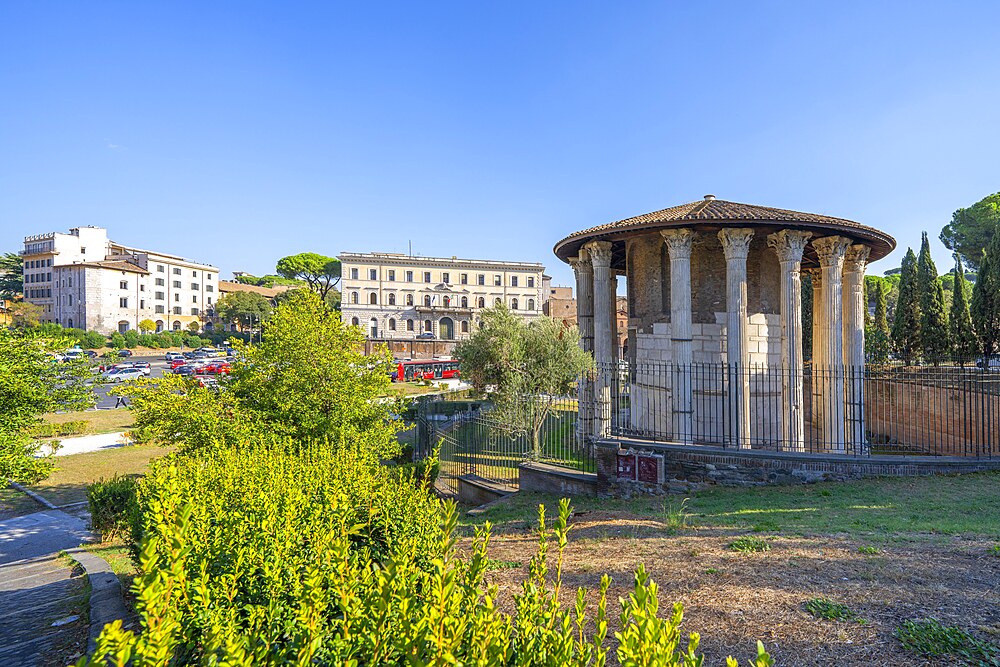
left=394, top=359, right=461, bottom=382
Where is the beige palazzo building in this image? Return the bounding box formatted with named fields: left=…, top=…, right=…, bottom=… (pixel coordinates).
left=553, top=196, right=895, bottom=455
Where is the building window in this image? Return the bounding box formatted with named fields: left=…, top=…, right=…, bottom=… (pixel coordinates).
left=173, top=280, right=181, bottom=288
left=80, top=247, right=86, bottom=254
left=460, top=273, right=468, bottom=285
left=424, top=295, right=432, bottom=307
left=406, top=293, right=413, bottom=306
left=351, top=268, right=359, bottom=280
left=140, top=299, right=145, bottom=309
left=351, top=317, right=360, bottom=326
left=388, top=318, right=396, bottom=331
left=173, top=267, right=181, bottom=275
left=443, top=296, right=451, bottom=307
left=511, top=298, right=519, bottom=310
left=528, top=298, right=535, bottom=310
left=119, top=297, right=128, bottom=308
left=173, top=307, right=182, bottom=315
left=511, top=276, right=518, bottom=287
left=478, top=297, right=485, bottom=308
left=461, top=321, right=469, bottom=333
left=192, top=295, right=198, bottom=303
left=494, top=275, right=501, bottom=286
left=423, top=271, right=431, bottom=283
left=388, top=293, right=396, bottom=306
left=478, top=274, right=485, bottom=285
left=369, top=268, right=377, bottom=280
left=442, top=272, right=450, bottom=284
left=207, top=297, right=212, bottom=304
left=192, top=270, right=198, bottom=277
left=206, top=274, right=212, bottom=281
left=191, top=283, right=198, bottom=290
left=68, top=295, right=73, bottom=306
left=406, top=271, right=413, bottom=282
left=406, top=319, right=414, bottom=331
left=174, top=293, right=180, bottom=302
left=191, top=308, right=199, bottom=316
left=120, top=280, right=128, bottom=289
left=461, top=296, right=468, bottom=308
left=156, top=278, right=164, bottom=286
left=351, top=292, right=359, bottom=304
left=155, top=292, right=164, bottom=300
left=369, top=293, right=378, bottom=305
left=423, top=319, right=432, bottom=332
left=173, top=320, right=181, bottom=331
left=139, top=284, right=145, bottom=292
left=388, top=270, right=395, bottom=281
left=155, top=305, right=165, bottom=314
left=495, top=298, right=502, bottom=306
left=528, top=277, right=535, bottom=288
left=206, top=285, right=213, bottom=292
left=157, top=265, right=165, bottom=273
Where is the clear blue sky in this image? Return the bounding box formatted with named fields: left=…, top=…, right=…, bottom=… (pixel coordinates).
left=3, top=2, right=999, bottom=288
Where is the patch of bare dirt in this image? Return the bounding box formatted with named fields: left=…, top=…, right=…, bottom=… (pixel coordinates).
left=467, top=510, right=1000, bottom=666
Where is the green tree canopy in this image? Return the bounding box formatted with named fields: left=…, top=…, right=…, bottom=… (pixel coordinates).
left=940, top=192, right=1000, bottom=272
left=215, top=290, right=274, bottom=330
left=891, top=248, right=921, bottom=364
left=949, top=254, right=978, bottom=363
left=0, top=328, right=96, bottom=481
left=0, top=252, right=23, bottom=300
left=275, top=253, right=341, bottom=303
left=971, top=231, right=1000, bottom=357
left=917, top=232, right=949, bottom=361
left=138, top=319, right=156, bottom=334
left=455, top=306, right=593, bottom=458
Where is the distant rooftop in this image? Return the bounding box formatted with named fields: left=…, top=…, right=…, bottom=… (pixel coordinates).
left=339, top=251, right=544, bottom=269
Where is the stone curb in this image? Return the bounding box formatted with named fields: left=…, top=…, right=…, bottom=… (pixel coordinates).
left=8, top=480, right=59, bottom=510
left=65, top=546, right=128, bottom=655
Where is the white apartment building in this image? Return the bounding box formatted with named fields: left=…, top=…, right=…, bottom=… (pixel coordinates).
left=22, top=226, right=218, bottom=334
left=338, top=252, right=546, bottom=340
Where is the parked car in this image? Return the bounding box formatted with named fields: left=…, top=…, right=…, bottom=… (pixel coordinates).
left=103, top=367, right=145, bottom=382
left=101, top=349, right=133, bottom=358
left=174, top=364, right=201, bottom=377
left=165, top=352, right=185, bottom=362
left=169, top=358, right=190, bottom=370
left=118, top=361, right=152, bottom=375
left=195, top=376, right=219, bottom=389
left=416, top=333, right=434, bottom=339
left=198, top=362, right=231, bottom=375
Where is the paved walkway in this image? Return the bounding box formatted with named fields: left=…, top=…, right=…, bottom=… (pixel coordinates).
left=53, top=431, right=131, bottom=457
left=0, top=510, right=98, bottom=666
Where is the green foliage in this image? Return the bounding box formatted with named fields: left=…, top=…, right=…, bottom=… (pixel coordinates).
left=894, top=618, right=1000, bottom=664
left=892, top=248, right=921, bottom=363
left=234, top=273, right=305, bottom=288
left=215, top=290, right=273, bottom=330
left=109, top=331, right=126, bottom=349
left=81, top=330, right=107, bottom=349
left=456, top=305, right=593, bottom=458
left=917, top=232, right=949, bottom=362
left=484, top=558, right=523, bottom=571
left=805, top=598, right=862, bottom=623
left=941, top=191, right=1000, bottom=272
left=865, top=278, right=892, bottom=364
left=275, top=252, right=341, bottom=303
left=9, top=299, right=43, bottom=327
left=0, top=251, right=24, bottom=299
left=87, top=475, right=137, bottom=539
left=138, top=319, right=156, bottom=334
left=0, top=327, right=96, bottom=482
left=661, top=497, right=691, bottom=531
left=857, top=545, right=879, bottom=555
left=728, top=536, right=770, bottom=553
left=124, top=329, right=140, bottom=348
left=971, top=230, right=1000, bottom=357
left=29, top=420, right=88, bottom=438
left=950, top=254, right=979, bottom=362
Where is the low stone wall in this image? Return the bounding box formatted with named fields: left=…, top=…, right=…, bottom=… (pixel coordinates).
left=518, top=462, right=598, bottom=497
left=457, top=474, right=516, bottom=506
left=594, top=439, right=1000, bottom=495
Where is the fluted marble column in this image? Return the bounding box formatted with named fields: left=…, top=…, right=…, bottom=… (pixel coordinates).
left=570, top=251, right=594, bottom=442
left=719, top=228, right=754, bottom=449
left=813, top=235, right=851, bottom=453
left=609, top=272, right=620, bottom=364
left=843, top=244, right=870, bottom=453
left=587, top=241, right=614, bottom=438
left=806, top=267, right=824, bottom=435
left=662, top=228, right=695, bottom=442
left=767, top=230, right=812, bottom=451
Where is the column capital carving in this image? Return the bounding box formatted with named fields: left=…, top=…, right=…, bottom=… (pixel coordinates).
left=568, top=253, right=593, bottom=276
left=584, top=241, right=613, bottom=269
left=843, top=244, right=871, bottom=274
left=812, top=235, right=851, bottom=267
left=660, top=228, right=696, bottom=259
left=767, top=230, right=812, bottom=263
left=718, top=228, right=754, bottom=260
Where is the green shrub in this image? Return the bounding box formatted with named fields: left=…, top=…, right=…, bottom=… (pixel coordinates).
left=29, top=420, right=88, bottom=438
left=729, top=536, right=771, bottom=553
left=857, top=545, right=880, bottom=555
left=109, top=332, right=126, bottom=349
left=895, top=618, right=1000, bottom=663
left=88, top=475, right=138, bottom=540
left=81, top=330, right=107, bottom=349
left=124, top=329, right=140, bottom=348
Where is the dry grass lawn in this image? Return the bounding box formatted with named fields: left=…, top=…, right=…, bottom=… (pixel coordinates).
left=42, top=409, right=134, bottom=435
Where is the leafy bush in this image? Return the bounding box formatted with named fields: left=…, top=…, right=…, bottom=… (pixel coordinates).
left=109, top=332, right=126, bottom=349
left=88, top=475, right=137, bottom=540
left=895, top=618, right=1000, bottom=664
left=29, top=420, right=88, bottom=438
left=81, top=330, right=107, bottom=349
left=124, top=329, right=140, bottom=348
left=729, top=536, right=771, bottom=553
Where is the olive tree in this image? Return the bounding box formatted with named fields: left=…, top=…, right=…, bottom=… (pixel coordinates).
left=456, top=306, right=593, bottom=459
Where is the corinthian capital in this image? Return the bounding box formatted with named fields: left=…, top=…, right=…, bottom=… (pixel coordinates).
left=660, top=228, right=695, bottom=260
left=584, top=241, right=613, bottom=269
left=812, top=236, right=852, bottom=268
left=767, top=230, right=812, bottom=263
left=843, top=244, right=871, bottom=274
left=718, top=228, right=754, bottom=260
left=568, top=251, right=593, bottom=277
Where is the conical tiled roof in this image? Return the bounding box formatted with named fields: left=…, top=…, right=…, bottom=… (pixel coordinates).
left=553, top=196, right=895, bottom=266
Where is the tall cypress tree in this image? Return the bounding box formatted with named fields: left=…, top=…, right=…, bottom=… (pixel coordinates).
left=950, top=254, right=978, bottom=364
left=892, top=248, right=921, bottom=365
left=917, top=232, right=949, bottom=363
left=971, top=231, right=1000, bottom=358
left=866, top=279, right=892, bottom=364
left=874, top=279, right=890, bottom=335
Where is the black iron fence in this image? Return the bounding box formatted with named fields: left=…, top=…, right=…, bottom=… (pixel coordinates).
left=603, top=360, right=999, bottom=458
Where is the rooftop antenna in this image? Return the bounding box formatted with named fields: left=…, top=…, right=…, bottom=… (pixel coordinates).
left=408, top=240, right=412, bottom=257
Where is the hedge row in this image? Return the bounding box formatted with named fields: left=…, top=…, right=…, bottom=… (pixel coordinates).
left=30, top=420, right=88, bottom=438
